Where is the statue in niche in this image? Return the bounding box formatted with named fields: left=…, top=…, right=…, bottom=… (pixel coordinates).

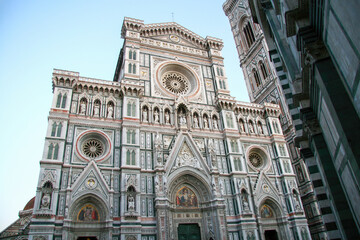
left=239, top=120, right=245, bottom=132
left=179, top=109, right=187, bottom=126
left=93, top=102, right=100, bottom=117
left=40, top=182, right=53, bottom=209
left=41, top=193, right=51, bottom=209
left=208, top=140, right=217, bottom=169
left=203, top=116, right=209, bottom=128
left=165, top=110, right=170, bottom=124
left=107, top=104, right=114, bottom=118
left=79, top=99, right=86, bottom=115
left=154, top=109, right=159, bottom=123
left=128, top=194, right=135, bottom=212
left=257, top=122, right=263, bottom=134
left=248, top=121, right=254, bottom=133
left=142, top=108, right=148, bottom=122
left=247, top=231, right=255, bottom=240
left=213, top=118, right=218, bottom=129
left=155, top=133, right=163, bottom=166
left=241, top=190, right=250, bottom=211
left=193, top=115, right=199, bottom=128
left=293, top=192, right=301, bottom=211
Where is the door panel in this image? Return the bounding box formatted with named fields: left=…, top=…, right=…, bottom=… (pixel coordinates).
left=178, top=224, right=201, bottom=240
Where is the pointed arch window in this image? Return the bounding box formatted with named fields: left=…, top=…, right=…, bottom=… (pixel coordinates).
left=132, top=64, right=136, bottom=74
left=126, top=150, right=131, bottom=165
left=127, top=102, right=132, bottom=116
left=233, top=157, right=242, bottom=171
left=56, top=123, right=62, bottom=137
left=61, top=94, right=67, bottom=108
left=129, top=50, right=132, bottom=59
left=131, top=151, right=136, bottom=165
left=47, top=144, right=54, bottom=159
left=53, top=144, right=59, bottom=160
left=127, top=130, right=131, bottom=143
left=243, top=22, right=255, bottom=48
left=56, top=93, right=62, bottom=108
left=132, top=51, right=136, bottom=60
left=131, top=102, right=136, bottom=116
left=47, top=143, right=59, bottom=159
left=259, top=61, right=268, bottom=80
left=253, top=69, right=261, bottom=87
left=51, top=123, right=57, bottom=137
left=131, top=131, right=136, bottom=144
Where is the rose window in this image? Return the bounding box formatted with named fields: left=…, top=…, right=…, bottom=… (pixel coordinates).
left=249, top=153, right=263, bottom=168
left=82, top=139, right=104, bottom=158
left=161, top=71, right=190, bottom=94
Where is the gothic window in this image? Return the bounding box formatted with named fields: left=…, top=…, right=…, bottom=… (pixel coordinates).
left=127, top=130, right=136, bottom=144
left=56, top=93, right=62, bottom=108
left=259, top=61, right=268, bottom=79
left=243, top=22, right=255, bottom=48
left=216, top=67, right=220, bottom=76
left=131, top=151, right=136, bottom=165
left=61, top=94, right=67, bottom=108
left=272, top=120, right=280, bottom=133
left=230, top=140, right=239, bottom=152
left=56, top=122, right=62, bottom=137
left=253, top=69, right=261, bottom=87
left=226, top=113, right=234, bottom=128
left=47, top=143, right=59, bottom=160
left=126, top=150, right=131, bottom=165
left=132, top=63, right=136, bottom=74
left=128, top=63, right=132, bottom=73
left=129, top=50, right=136, bottom=60
left=222, top=80, right=226, bottom=89
left=47, top=144, right=54, bottom=159
left=51, top=123, right=57, bottom=137
left=127, top=101, right=136, bottom=117
left=220, top=68, right=224, bottom=76
left=233, top=157, right=242, bottom=171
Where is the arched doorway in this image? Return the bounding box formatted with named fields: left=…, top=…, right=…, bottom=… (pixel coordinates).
left=162, top=173, right=221, bottom=240
left=66, top=195, right=110, bottom=240
left=259, top=199, right=286, bottom=240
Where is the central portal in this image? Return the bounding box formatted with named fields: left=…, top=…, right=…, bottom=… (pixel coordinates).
left=178, top=224, right=201, bottom=240
left=77, top=237, right=97, bottom=240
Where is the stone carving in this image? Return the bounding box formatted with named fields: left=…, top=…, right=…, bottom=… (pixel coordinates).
left=142, top=108, right=148, bottom=122
left=107, top=104, right=114, bottom=118
left=128, top=195, right=135, bottom=212
left=208, top=140, right=217, bottom=169
left=213, top=118, right=218, bottom=129
left=248, top=121, right=254, bottom=133
left=257, top=122, right=263, bottom=134
left=154, top=109, right=159, bottom=123
left=79, top=99, right=86, bottom=115
left=165, top=110, right=170, bottom=124
left=193, top=115, right=199, bottom=128
left=179, top=110, right=187, bottom=126
left=41, top=170, right=57, bottom=186
left=93, top=102, right=100, bottom=117
left=203, top=116, right=209, bottom=128
left=126, top=174, right=137, bottom=189
left=174, top=143, right=201, bottom=170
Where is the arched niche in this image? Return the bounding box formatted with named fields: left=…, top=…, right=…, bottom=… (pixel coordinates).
left=69, top=194, right=109, bottom=223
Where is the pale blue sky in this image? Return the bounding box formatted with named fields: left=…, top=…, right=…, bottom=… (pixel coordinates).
left=0, top=0, right=248, bottom=230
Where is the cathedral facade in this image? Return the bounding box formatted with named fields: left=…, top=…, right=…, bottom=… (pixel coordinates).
left=25, top=18, right=309, bottom=240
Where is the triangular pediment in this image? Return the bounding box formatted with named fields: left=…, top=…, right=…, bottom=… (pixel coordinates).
left=253, top=172, right=280, bottom=205
left=140, top=22, right=207, bottom=50
left=70, top=161, right=111, bottom=203
left=165, top=132, right=210, bottom=176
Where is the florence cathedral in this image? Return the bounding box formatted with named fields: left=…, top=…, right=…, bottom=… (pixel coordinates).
left=0, top=18, right=310, bottom=240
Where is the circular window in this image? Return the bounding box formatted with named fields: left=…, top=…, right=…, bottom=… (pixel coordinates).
left=156, top=63, right=200, bottom=97
left=162, top=71, right=190, bottom=95
left=249, top=152, right=263, bottom=168
left=75, top=130, right=111, bottom=162
left=82, top=139, right=104, bottom=158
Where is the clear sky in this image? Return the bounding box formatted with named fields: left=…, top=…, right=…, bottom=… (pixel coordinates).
left=0, top=0, right=248, bottom=230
